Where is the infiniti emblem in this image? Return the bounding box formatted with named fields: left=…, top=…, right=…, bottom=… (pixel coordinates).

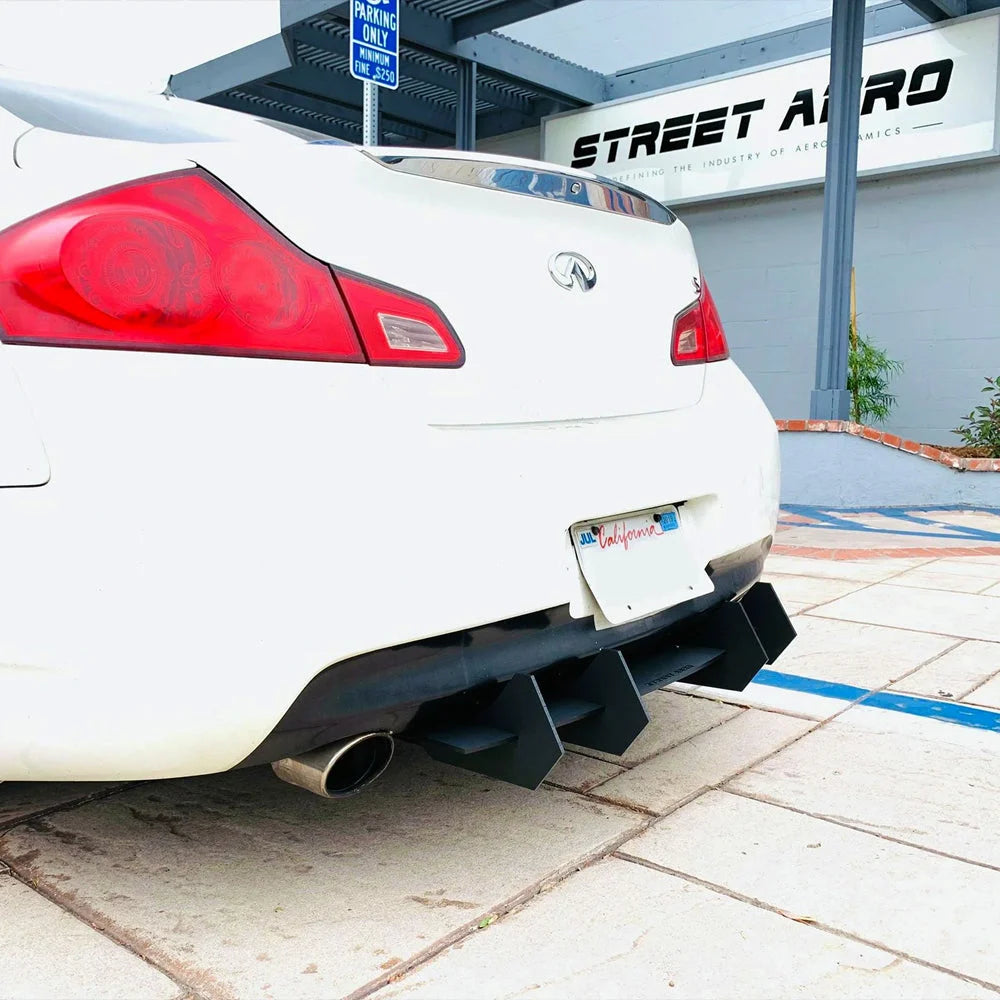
left=548, top=251, right=597, bottom=292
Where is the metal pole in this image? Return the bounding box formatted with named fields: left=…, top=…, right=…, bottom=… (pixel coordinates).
left=456, top=59, right=477, bottom=151
left=810, top=0, right=865, bottom=421
left=363, top=80, right=379, bottom=146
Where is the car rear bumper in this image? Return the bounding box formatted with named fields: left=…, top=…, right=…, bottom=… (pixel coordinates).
left=242, top=536, right=784, bottom=777
left=0, top=353, right=779, bottom=782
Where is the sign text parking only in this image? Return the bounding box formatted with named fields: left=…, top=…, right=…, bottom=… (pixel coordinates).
left=350, top=0, right=400, bottom=90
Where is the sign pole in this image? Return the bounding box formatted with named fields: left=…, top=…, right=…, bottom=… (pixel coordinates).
left=363, top=80, right=379, bottom=146
left=351, top=0, right=399, bottom=147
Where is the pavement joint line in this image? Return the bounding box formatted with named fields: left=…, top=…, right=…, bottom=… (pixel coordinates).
left=767, top=556, right=940, bottom=579
left=879, top=636, right=982, bottom=700
left=581, top=714, right=827, bottom=816
left=895, top=635, right=968, bottom=676
left=0, top=859, right=208, bottom=1000
left=564, top=699, right=748, bottom=773
left=801, top=605, right=1000, bottom=642
left=659, top=686, right=823, bottom=724
left=882, top=578, right=1000, bottom=600
left=960, top=661, right=1000, bottom=704
left=0, top=781, right=142, bottom=835
left=341, top=809, right=655, bottom=1000
left=612, top=851, right=1000, bottom=996
left=775, top=555, right=931, bottom=619
left=722, top=786, right=1000, bottom=876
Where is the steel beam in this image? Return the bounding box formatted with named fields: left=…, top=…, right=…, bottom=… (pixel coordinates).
left=451, top=0, right=584, bottom=40
left=205, top=91, right=358, bottom=141
left=606, top=1, right=922, bottom=100
left=274, top=64, right=456, bottom=138
left=900, top=0, right=967, bottom=19
left=169, top=34, right=293, bottom=101
left=289, top=20, right=531, bottom=113
left=454, top=31, right=604, bottom=105
left=455, top=59, right=477, bottom=150
left=255, top=81, right=431, bottom=141
left=811, top=0, right=866, bottom=421
left=281, top=0, right=344, bottom=29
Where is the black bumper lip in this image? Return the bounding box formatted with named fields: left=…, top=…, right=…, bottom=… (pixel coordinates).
left=239, top=536, right=774, bottom=769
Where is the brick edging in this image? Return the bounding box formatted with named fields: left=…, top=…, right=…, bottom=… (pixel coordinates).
left=774, top=419, right=1000, bottom=472
left=772, top=542, right=1000, bottom=559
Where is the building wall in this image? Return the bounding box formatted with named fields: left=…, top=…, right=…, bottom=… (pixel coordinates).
left=669, top=158, right=1000, bottom=446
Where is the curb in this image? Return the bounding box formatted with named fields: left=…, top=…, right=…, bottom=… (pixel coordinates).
left=774, top=420, right=1000, bottom=473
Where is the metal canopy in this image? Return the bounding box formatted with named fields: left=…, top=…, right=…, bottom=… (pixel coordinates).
left=170, top=0, right=603, bottom=147
left=902, top=0, right=968, bottom=19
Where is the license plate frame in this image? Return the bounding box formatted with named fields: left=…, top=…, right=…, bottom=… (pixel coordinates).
left=571, top=504, right=714, bottom=626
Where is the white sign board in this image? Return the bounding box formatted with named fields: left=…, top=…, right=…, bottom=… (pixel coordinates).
left=542, top=14, right=1000, bottom=205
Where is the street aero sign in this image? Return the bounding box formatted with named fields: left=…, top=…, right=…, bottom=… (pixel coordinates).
left=350, top=0, right=400, bottom=90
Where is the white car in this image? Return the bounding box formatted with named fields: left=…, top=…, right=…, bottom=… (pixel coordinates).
left=0, top=70, right=791, bottom=796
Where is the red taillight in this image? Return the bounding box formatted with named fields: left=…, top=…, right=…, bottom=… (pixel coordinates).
left=335, top=271, right=464, bottom=368
left=670, top=277, right=729, bottom=366
left=0, top=169, right=463, bottom=368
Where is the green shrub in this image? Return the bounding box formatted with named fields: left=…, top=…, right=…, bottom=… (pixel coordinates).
left=953, top=375, right=1000, bottom=457
left=848, top=323, right=903, bottom=425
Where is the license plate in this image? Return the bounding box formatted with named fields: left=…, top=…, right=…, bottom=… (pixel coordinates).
left=571, top=505, right=714, bottom=626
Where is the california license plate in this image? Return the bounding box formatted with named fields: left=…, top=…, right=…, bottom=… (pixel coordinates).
left=571, top=505, right=714, bottom=626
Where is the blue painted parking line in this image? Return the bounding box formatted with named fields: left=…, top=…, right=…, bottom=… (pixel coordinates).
left=753, top=669, right=869, bottom=702
left=778, top=505, right=1000, bottom=543
left=753, top=668, right=1000, bottom=733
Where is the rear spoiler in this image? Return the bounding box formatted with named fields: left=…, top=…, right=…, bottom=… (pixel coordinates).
left=362, top=151, right=676, bottom=227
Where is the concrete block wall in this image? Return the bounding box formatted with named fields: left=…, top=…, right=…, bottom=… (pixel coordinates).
left=681, top=159, right=1000, bottom=446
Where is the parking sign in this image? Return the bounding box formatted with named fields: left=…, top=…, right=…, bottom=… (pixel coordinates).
left=350, top=0, right=400, bottom=90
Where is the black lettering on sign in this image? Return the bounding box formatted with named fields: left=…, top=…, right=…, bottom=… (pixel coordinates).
left=628, top=121, right=660, bottom=158
left=732, top=99, right=765, bottom=139
left=571, top=133, right=599, bottom=169
left=603, top=127, right=631, bottom=162
left=862, top=70, right=906, bottom=114
left=660, top=113, right=694, bottom=152
left=906, top=58, right=954, bottom=106
left=780, top=89, right=816, bottom=131
left=692, top=106, right=727, bottom=147
left=820, top=85, right=829, bottom=125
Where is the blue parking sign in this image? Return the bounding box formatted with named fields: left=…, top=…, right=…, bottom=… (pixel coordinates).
left=350, top=0, right=400, bottom=90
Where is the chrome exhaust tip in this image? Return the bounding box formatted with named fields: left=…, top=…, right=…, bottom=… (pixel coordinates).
left=271, top=732, right=394, bottom=798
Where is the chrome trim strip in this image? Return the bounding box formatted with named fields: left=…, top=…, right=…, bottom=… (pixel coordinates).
left=366, top=154, right=675, bottom=225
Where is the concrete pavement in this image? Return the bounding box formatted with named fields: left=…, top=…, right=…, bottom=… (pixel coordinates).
left=3, top=508, right=999, bottom=1000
